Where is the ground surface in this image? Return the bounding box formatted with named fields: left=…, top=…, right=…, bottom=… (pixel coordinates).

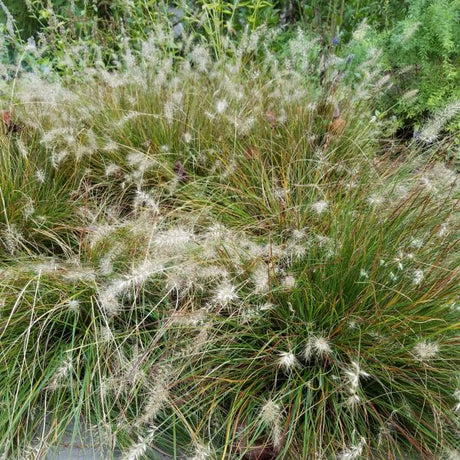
left=43, top=419, right=169, bottom=459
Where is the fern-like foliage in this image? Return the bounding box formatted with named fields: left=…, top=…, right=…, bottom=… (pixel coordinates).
left=379, top=0, right=460, bottom=133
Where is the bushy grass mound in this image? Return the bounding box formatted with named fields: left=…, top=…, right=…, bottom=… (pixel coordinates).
left=0, top=26, right=459, bottom=459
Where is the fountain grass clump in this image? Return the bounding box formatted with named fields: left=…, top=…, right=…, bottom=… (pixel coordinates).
left=0, top=24, right=459, bottom=459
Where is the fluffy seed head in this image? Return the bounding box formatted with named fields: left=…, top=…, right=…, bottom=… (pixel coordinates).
left=47, top=354, right=73, bottom=390
left=312, top=336, right=332, bottom=357
left=282, top=275, right=296, bottom=290
left=304, top=340, right=313, bottom=360
left=343, top=361, right=370, bottom=397
left=213, top=282, right=238, bottom=306
left=453, top=390, right=460, bottom=412
left=252, top=264, right=270, bottom=294
left=412, top=269, right=424, bottom=286
left=122, top=440, right=148, bottom=460
left=413, top=340, right=440, bottom=361
left=66, top=299, right=80, bottom=313
left=97, top=325, right=113, bottom=343
left=154, top=228, right=193, bottom=248
left=216, top=99, right=228, bottom=114
left=189, top=442, right=213, bottom=460
left=338, top=437, right=366, bottom=460
left=346, top=394, right=362, bottom=407
left=311, top=200, right=328, bottom=215
left=260, top=399, right=281, bottom=425
left=122, top=427, right=156, bottom=460
left=35, top=169, right=46, bottom=183
left=278, top=351, right=299, bottom=371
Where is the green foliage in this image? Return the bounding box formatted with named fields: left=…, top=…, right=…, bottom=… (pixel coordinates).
left=179, top=0, right=280, bottom=57
left=0, top=0, right=37, bottom=38
left=272, top=0, right=460, bottom=136
left=276, top=0, right=410, bottom=41
left=377, top=0, right=460, bottom=133
left=190, top=0, right=279, bottom=31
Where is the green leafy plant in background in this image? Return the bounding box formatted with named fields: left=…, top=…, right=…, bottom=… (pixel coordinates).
left=279, top=0, right=410, bottom=42
left=275, top=0, right=459, bottom=140
left=179, top=0, right=279, bottom=57
left=377, top=0, right=460, bottom=137
left=0, top=0, right=40, bottom=39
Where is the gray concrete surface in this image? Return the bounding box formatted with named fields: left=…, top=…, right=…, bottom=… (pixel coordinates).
left=46, top=446, right=106, bottom=460
left=46, top=447, right=171, bottom=459
left=44, top=433, right=171, bottom=460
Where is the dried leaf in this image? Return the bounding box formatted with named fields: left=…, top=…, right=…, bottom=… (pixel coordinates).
left=245, top=146, right=261, bottom=159
left=174, top=160, right=187, bottom=181
left=265, top=110, right=277, bottom=127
